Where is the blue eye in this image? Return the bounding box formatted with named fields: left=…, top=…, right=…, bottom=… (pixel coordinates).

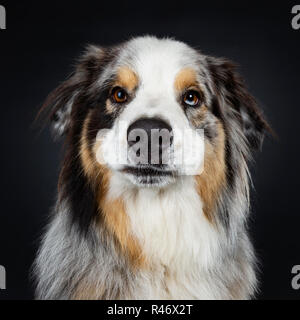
left=183, top=90, right=201, bottom=107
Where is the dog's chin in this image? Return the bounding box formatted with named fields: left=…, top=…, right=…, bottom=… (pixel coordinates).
left=122, top=165, right=177, bottom=188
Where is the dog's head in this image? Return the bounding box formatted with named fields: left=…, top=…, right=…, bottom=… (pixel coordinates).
left=41, top=36, right=269, bottom=209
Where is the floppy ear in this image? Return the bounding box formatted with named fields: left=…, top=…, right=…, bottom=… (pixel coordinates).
left=38, top=45, right=104, bottom=137
left=207, top=57, right=270, bottom=149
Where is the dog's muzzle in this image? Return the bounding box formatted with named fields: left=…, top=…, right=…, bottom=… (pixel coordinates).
left=124, top=117, right=175, bottom=185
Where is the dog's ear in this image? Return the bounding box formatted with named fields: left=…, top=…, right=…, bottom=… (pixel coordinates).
left=207, top=57, right=270, bottom=150
left=37, top=45, right=104, bottom=138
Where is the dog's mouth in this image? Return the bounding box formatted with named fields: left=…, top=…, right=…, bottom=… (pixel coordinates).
left=123, top=164, right=173, bottom=177
left=122, top=165, right=176, bottom=186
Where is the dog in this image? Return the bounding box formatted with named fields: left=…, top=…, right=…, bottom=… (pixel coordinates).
left=34, top=36, right=269, bottom=299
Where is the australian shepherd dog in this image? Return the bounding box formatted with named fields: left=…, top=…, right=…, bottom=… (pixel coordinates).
left=34, top=36, right=269, bottom=300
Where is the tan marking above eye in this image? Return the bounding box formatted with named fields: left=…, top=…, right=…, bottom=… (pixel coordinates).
left=174, top=68, right=198, bottom=93
left=115, top=66, right=139, bottom=92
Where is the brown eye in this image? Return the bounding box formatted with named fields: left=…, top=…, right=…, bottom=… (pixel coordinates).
left=111, top=87, right=128, bottom=103
left=182, top=90, right=201, bottom=107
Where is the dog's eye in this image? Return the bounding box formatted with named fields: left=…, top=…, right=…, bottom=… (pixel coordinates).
left=111, top=87, right=128, bottom=103
left=182, top=90, right=201, bottom=107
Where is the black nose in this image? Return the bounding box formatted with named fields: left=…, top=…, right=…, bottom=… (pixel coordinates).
left=127, top=118, right=173, bottom=165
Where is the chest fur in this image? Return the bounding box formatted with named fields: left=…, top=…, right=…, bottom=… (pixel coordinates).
left=109, top=176, right=221, bottom=275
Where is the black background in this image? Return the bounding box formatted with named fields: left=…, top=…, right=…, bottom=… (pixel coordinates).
left=0, top=0, right=299, bottom=300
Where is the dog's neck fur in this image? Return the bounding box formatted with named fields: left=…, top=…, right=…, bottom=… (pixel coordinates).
left=34, top=169, right=256, bottom=300
left=108, top=173, right=221, bottom=272
left=98, top=173, right=253, bottom=299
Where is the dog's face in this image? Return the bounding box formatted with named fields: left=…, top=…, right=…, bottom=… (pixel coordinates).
left=94, top=38, right=211, bottom=187
left=43, top=36, right=268, bottom=192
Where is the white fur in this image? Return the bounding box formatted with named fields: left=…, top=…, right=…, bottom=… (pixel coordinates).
left=107, top=173, right=224, bottom=299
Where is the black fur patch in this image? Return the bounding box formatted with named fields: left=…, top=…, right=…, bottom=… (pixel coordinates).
left=42, top=46, right=119, bottom=234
